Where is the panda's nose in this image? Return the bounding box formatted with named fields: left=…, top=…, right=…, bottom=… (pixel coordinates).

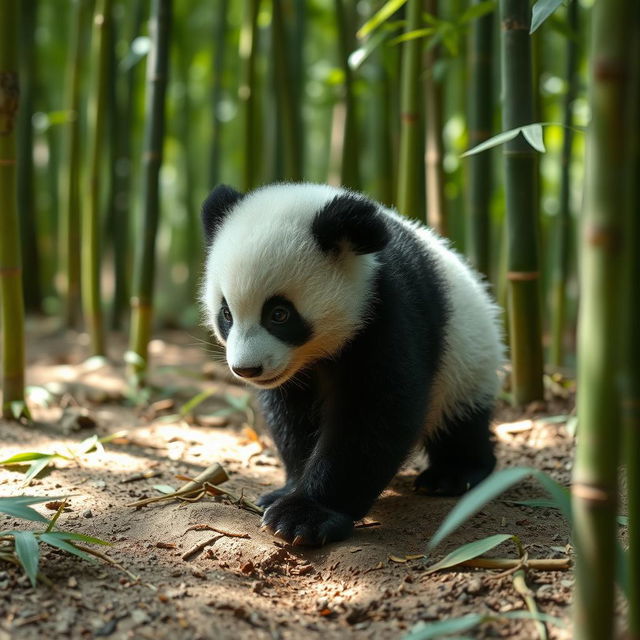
left=232, top=365, right=263, bottom=379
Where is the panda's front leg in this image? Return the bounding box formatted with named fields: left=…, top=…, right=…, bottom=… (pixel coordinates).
left=261, top=380, right=424, bottom=545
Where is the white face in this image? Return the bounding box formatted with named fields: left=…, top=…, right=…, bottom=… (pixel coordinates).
left=199, top=184, right=380, bottom=388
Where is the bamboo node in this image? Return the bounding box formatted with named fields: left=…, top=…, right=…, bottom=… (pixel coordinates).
left=0, top=158, right=16, bottom=166
left=401, top=112, right=419, bottom=124
left=501, top=18, right=528, bottom=31
left=507, top=271, right=539, bottom=281
left=585, top=223, right=622, bottom=251
left=0, top=266, right=21, bottom=276
left=0, top=72, right=20, bottom=136
left=571, top=482, right=613, bottom=503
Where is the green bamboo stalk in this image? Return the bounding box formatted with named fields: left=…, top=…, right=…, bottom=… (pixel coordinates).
left=272, top=0, right=304, bottom=182
left=17, top=0, right=41, bottom=313
left=622, top=24, right=640, bottom=632
left=549, top=0, right=578, bottom=369
left=396, top=0, right=424, bottom=221
left=572, top=0, right=634, bottom=637
left=334, top=0, right=359, bottom=189
left=0, top=0, right=27, bottom=419
left=500, top=0, right=543, bottom=405
left=239, top=0, right=260, bottom=191
left=465, top=0, right=494, bottom=278
left=424, top=0, right=446, bottom=236
left=59, top=0, right=90, bottom=328
left=82, top=0, right=112, bottom=356
left=209, top=0, right=228, bottom=186
left=128, top=0, right=171, bottom=384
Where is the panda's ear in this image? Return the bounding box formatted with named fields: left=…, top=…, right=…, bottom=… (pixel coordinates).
left=201, top=185, right=244, bottom=243
left=312, top=194, right=390, bottom=255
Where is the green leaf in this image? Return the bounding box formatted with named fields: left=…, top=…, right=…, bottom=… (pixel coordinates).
left=0, top=496, right=64, bottom=523
left=357, top=0, right=408, bottom=39
left=9, top=401, right=29, bottom=419
left=617, top=515, right=629, bottom=526
left=75, top=435, right=99, bottom=455
left=179, top=389, right=215, bottom=417
left=50, top=531, right=111, bottom=546
left=0, top=451, right=51, bottom=465
left=388, top=27, right=434, bottom=46
left=39, top=533, right=96, bottom=563
left=461, top=128, right=521, bottom=157
left=521, top=123, right=546, bottom=152
left=13, top=531, right=39, bottom=587
left=22, top=455, right=56, bottom=485
left=124, top=350, right=146, bottom=367
left=530, top=0, right=565, bottom=34
left=404, top=614, right=484, bottom=639
left=425, top=533, right=515, bottom=573
left=532, top=471, right=571, bottom=520
left=428, top=467, right=533, bottom=551
left=349, top=27, right=400, bottom=70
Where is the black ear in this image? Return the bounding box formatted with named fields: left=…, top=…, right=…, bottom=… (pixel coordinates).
left=201, top=185, right=244, bottom=244
left=312, top=194, right=390, bottom=255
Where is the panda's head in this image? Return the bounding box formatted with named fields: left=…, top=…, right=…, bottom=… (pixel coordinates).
left=199, top=183, right=390, bottom=388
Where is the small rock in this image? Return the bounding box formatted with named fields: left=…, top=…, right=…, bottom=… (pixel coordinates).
left=465, top=577, right=483, bottom=595
left=131, top=609, right=150, bottom=625
left=82, top=509, right=93, bottom=518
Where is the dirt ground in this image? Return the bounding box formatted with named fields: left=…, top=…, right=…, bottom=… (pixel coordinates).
left=1, top=326, right=579, bottom=640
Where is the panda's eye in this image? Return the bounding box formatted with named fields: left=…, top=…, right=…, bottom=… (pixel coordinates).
left=221, top=306, right=232, bottom=323
left=270, top=306, right=290, bottom=324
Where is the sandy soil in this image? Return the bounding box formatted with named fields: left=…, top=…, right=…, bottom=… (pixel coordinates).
left=0, top=328, right=578, bottom=639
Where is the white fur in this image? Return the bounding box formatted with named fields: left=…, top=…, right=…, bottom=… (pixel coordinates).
left=200, top=183, right=380, bottom=387
left=200, top=183, right=504, bottom=414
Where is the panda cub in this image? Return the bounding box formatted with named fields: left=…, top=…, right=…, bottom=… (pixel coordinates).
left=200, top=183, right=503, bottom=546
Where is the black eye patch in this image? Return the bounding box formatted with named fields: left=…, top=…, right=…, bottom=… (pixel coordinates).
left=217, top=298, right=232, bottom=340
left=261, top=296, right=312, bottom=346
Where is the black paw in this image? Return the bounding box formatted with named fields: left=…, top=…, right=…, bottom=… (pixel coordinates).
left=261, top=494, right=353, bottom=546
left=414, top=465, right=493, bottom=497
left=256, top=485, right=294, bottom=509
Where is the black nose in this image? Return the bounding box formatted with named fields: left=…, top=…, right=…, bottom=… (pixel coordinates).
left=232, top=366, right=263, bottom=379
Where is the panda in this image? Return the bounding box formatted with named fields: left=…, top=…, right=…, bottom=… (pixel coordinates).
left=199, top=183, right=504, bottom=546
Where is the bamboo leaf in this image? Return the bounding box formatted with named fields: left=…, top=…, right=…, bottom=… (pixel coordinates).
left=617, top=515, right=628, bottom=526
left=522, top=123, right=546, bottom=152
left=0, top=451, right=51, bottom=464
left=404, top=614, right=485, bottom=639
left=0, top=496, right=63, bottom=522
left=461, top=128, right=521, bottom=157
left=49, top=531, right=111, bottom=545
left=388, top=27, right=434, bottom=46
left=357, top=0, right=408, bottom=39
left=75, top=434, right=99, bottom=455
left=530, top=0, right=565, bottom=34
left=39, top=533, right=96, bottom=563
left=532, top=470, right=571, bottom=520
left=427, top=467, right=533, bottom=551
left=179, top=389, right=215, bottom=417
left=23, top=456, right=56, bottom=485
left=12, top=531, right=39, bottom=587
left=425, top=533, right=515, bottom=573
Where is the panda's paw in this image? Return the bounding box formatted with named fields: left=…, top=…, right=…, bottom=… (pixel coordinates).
left=261, top=494, right=353, bottom=546
left=256, top=485, right=294, bottom=509
left=414, top=465, right=492, bottom=497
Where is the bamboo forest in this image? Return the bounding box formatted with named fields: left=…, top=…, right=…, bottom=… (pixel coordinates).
left=0, top=0, right=638, bottom=639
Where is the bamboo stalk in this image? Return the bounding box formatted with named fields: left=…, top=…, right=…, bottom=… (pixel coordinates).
left=571, top=0, right=633, bottom=637
left=209, top=0, right=228, bottom=186
left=465, top=0, right=494, bottom=278
left=549, top=0, right=578, bottom=368
left=334, top=0, right=359, bottom=189
left=82, top=0, right=112, bottom=356
left=16, top=0, right=41, bottom=313
left=396, top=0, right=424, bottom=221
left=239, top=0, right=261, bottom=191
left=128, top=0, right=172, bottom=384
left=500, top=0, right=544, bottom=405
left=424, top=0, right=446, bottom=236
left=621, top=4, right=640, bottom=637
left=272, top=0, right=304, bottom=182
left=59, top=0, right=90, bottom=328
left=0, top=0, right=27, bottom=419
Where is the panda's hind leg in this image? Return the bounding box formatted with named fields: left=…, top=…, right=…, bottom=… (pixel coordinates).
left=415, top=404, right=496, bottom=496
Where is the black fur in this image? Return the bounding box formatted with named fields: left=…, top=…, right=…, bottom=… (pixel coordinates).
left=201, top=185, right=244, bottom=243
left=256, top=215, right=496, bottom=545
left=312, top=194, right=390, bottom=255
left=261, top=296, right=313, bottom=346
